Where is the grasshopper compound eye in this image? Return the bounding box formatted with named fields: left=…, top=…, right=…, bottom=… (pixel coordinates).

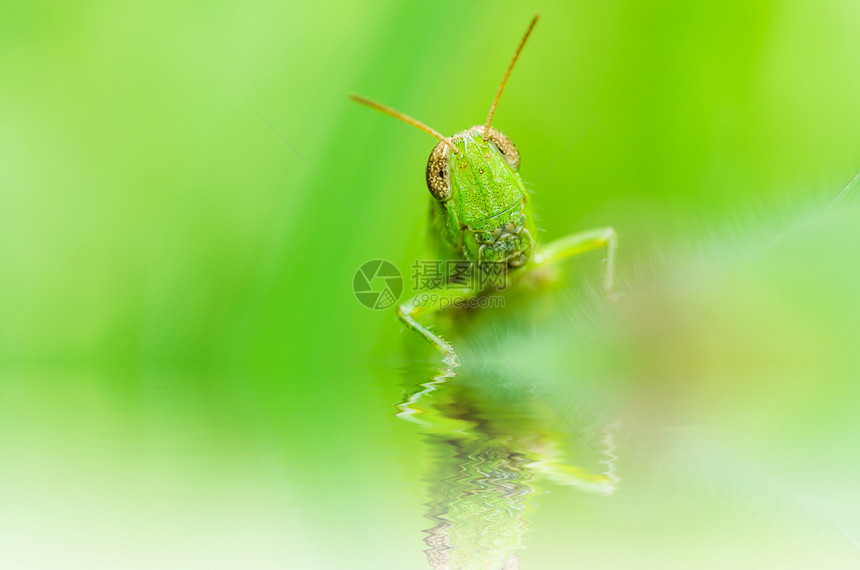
left=425, top=141, right=452, bottom=201
left=483, top=127, right=519, bottom=171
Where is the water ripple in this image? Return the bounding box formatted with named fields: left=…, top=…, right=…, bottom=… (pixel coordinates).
left=397, top=357, right=620, bottom=569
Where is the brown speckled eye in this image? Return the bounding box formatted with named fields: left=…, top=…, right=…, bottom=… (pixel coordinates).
left=425, top=140, right=451, bottom=201
left=484, top=127, right=519, bottom=171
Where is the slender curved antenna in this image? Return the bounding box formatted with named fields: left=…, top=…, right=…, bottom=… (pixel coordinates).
left=350, top=94, right=458, bottom=153
left=483, top=14, right=540, bottom=138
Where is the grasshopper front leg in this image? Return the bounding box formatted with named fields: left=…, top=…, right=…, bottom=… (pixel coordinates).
left=397, top=285, right=482, bottom=364
left=532, top=227, right=620, bottom=300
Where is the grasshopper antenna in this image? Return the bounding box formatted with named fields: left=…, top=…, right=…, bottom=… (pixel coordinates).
left=483, top=14, right=540, bottom=139
left=350, top=94, right=458, bottom=153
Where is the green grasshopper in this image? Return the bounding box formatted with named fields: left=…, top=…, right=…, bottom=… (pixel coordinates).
left=351, top=15, right=619, bottom=360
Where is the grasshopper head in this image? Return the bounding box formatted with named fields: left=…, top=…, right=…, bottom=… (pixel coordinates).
left=426, top=127, right=534, bottom=267
left=425, top=126, right=518, bottom=201
left=351, top=15, right=541, bottom=268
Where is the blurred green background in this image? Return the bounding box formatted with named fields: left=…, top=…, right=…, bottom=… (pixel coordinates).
left=2, top=0, right=860, bottom=568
